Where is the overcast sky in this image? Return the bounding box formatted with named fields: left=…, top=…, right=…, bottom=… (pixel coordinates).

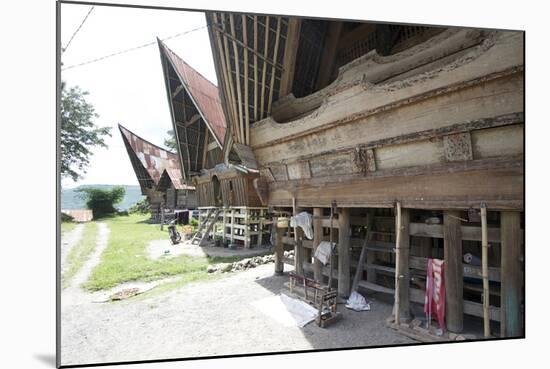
left=61, top=3, right=217, bottom=188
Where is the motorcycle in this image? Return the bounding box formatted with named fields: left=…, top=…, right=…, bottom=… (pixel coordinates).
left=167, top=219, right=181, bottom=245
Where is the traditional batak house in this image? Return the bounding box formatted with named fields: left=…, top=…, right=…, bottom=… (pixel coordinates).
left=119, top=124, right=195, bottom=221
left=158, top=39, right=269, bottom=247
left=202, top=14, right=524, bottom=339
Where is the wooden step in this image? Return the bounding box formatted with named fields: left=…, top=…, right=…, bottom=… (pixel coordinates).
left=365, top=264, right=396, bottom=274
left=357, top=280, right=395, bottom=295
left=370, top=231, right=395, bottom=236
left=365, top=246, right=395, bottom=253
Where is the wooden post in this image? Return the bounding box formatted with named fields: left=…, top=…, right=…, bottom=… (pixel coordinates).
left=274, top=219, right=284, bottom=275
left=230, top=209, right=235, bottom=245
left=444, top=210, right=464, bottom=333
left=394, top=204, right=411, bottom=323
left=160, top=202, right=165, bottom=231
left=500, top=211, right=522, bottom=337
left=244, top=209, right=251, bottom=248
left=257, top=210, right=264, bottom=247
left=313, top=208, right=323, bottom=282
left=338, top=207, right=351, bottom=298
left=351, top=210, right=374, bottom=292
left=292, top=198, right=304, bottom=275
left=366, top=209, right=377, bottom=283
left=480, top=204, right=490, bottom=338
left=222, top=209, right=227, bottom=243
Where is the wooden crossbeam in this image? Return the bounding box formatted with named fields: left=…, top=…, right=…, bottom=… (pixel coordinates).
left=175, top=114, right=201, bottom=128
left=171, top=84, right=184, bottom=98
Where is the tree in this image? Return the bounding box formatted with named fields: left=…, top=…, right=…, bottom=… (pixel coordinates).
left=77, top=186, right=126, bottom=218
left=61, top=82, right=111, bottom=182
left=164, top=129, right=177, bottom=151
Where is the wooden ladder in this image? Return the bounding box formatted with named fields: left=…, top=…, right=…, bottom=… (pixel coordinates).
left=191, top=209, right=221, bottom=246
left=354, top=211, right=397, bottom=297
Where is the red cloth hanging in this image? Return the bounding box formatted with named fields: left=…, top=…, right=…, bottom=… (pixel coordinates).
left=424, top=258, right=446, bottom=331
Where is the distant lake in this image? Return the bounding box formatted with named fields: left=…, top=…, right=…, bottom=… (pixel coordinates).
left=61, top=184, right=145, bottom=211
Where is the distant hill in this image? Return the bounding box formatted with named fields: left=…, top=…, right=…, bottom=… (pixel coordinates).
left=61, top=184, right=145, bottom=211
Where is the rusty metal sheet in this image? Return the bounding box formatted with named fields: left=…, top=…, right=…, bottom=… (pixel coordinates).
left=119, top=124, right=181, bottom=186
left=160, top=41, right=227, bottom=146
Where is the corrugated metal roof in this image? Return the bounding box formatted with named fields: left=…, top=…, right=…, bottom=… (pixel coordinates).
left=159, top=40, right=226, bottom=145
left=119, top=124, right=181, bottom=186
left=61, top=209, right=93, bottom=222
left=160, top=167, right=194, bottom=190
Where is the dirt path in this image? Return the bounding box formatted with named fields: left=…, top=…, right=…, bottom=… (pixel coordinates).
left=61, top=223, right=85, bottom=274
left=62, top=222, right=110, bottom=307
left=60, top=262, right=413, bottom=366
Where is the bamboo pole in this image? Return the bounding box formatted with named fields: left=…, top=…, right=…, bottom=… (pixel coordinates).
left=229, top=14, right=244, bottom=144
left=215, top=14, right=239, bottom=140
left=481, top=203, right=490, bottom=337
left=241, top=14, right=250, bottom=145
left=394, top=201, right=402, bottom=324
left=253, top=16, right=258, bottom=122
left=260, top=16, right=270, bottom=120
left=267, top=17, right=282, bottom=115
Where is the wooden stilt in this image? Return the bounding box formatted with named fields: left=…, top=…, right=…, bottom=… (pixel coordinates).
left=394, top=204, right=411, bottom=323
left=444, top=210, right=464, bottom=333
left=366, top=209, right=377, bottom=283
left=274, top=222, right=284, bottom=275
left=480, top=204, right=491, bottom=337
left=352, top=210, right=374, bottom=292
left=160, top=202, right=165, bottom=231
left=338, top=207, right=351, bottom=298
left=500, top=211, right=522, bottom=337
left=313, top=208, right=323, bottom=282
left=292, top=197, right=304, bottom=275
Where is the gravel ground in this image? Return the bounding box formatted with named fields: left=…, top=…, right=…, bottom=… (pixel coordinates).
left=61, top=261, right=413, bottom=366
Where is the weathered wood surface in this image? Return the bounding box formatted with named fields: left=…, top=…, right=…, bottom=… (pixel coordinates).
left=274, top=224, right=284, bottom=274
left=409, top=255, right=501, bottom=282
left=444, top=210, right=464, bottom=333
left=338, top=208, right=351, bottom=297
left=268, top=159, right=523, bottom=209
left=255, top=73, right=523, bottom=166
left=251, top=31, right=523, bottom=151
left=312, top=208, right=323, bottom=282
left=249, top=30, right=523, bottom=211
left=293, top=201, right=304, bottom=276
left=395, top=206, right=411, bottom=322
left=500, top=211, right=523, bottom=337
left=255, top=28, right=490, bottom=138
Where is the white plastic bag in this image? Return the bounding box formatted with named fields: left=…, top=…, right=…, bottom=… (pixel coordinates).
left=290, top=212, right=313, bottom=239
left=314, top=241, right=335, bottom=265
left=345, top=291, right=371, bottom=311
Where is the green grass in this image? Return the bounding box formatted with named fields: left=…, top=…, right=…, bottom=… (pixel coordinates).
left=61, top=221, right=77, bottom=236
left=83, top=214, right=216, bottom=291
left=62, top=222, right=97, bottom=288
